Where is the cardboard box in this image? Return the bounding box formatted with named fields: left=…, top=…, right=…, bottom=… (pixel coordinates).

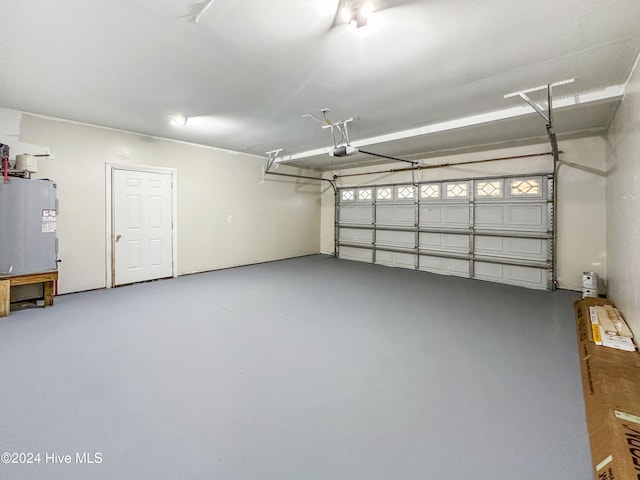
left=574, top=298, right=640, bottom=479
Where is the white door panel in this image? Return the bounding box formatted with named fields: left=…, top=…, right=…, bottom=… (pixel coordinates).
left=127, top=240, right=142, bottom=269
left=475, top=236, right=548, bottom=261
left=474, top=261, right=547, bottom=290
left=339, top=228, right=373, bottom=245
left=376, top=230, right=415, bottom=249
left=339, top=205, right=373, bottom=224
left=376, top=204, right=415, bottom=226
left=419, top=205, right=443, bottom=224
left=419, top=232, right=469, bottom=253
left=419, top=204, right=469, bottom=228
left=419, top=255, right=469, bottom=277
left=375, top=251, right=416, bottom=269
left=150, top=238, right=163, bottom=266
left=508, top=205, right=545, bottom=229
left=475, top=204, right=547, bottom=232
left=340, top=246, right=373, bottom=263
left=113, top=169, right=173, bottom=286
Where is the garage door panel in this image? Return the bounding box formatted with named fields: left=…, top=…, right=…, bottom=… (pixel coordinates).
left=377, top=205, right=415, bottom=226
left=339, top=228, right=373, bottom=245
left=377, top=230, right=415, bottom=248
left=474, top=236, right=548, bottom=261
left=509, top=205, right=545, bottom=227
left=419, top=255, right=470, bottom=277
left=474, top=205, right=504, bottom=225
left=375, top=251, right=416, bottom=269
left=340, top=246, right=373, bottom=263
left=337, top=174, right=553, bottom=290
left=475, top=204, right=547, bottom=232
left=419, top=232, right=469, bottom=253
left=340, top=205, right=373, bottom=225
left=474, top=261, right=547, bottom=290
left=419, top=204, right=469, bottom=228
left=420, top=205, right=442, bottom=224
left=445, top=205, right=470, bottom=224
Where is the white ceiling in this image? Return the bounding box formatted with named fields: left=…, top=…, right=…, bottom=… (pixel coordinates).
left=1, top=0, right=639, bottom=170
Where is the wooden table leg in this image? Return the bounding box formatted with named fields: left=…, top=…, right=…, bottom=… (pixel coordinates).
left=44, top=280, right=54, bottom=307
left=0, top=279, right=9, bottom=317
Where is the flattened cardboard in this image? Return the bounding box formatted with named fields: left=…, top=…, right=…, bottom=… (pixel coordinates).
left=574, top=298, right=640, bottom=479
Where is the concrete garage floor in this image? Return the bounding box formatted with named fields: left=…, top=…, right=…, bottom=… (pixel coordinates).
left=0, top=255, right=592, bottom=480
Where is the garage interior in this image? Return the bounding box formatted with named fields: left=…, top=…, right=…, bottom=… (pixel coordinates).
left=1, top=1, right=639, bottom=479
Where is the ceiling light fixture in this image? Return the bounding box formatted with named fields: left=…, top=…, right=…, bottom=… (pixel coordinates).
left=342, top=1, right=375, bottom=28
left=169, top=114, right=188, bottom=127
left=360, top=2, right=375, bottom=18
left=340, top=6, right=352, bottom=23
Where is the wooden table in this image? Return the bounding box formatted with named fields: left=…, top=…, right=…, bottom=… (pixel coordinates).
left=0, top=270, right=58, bottom=317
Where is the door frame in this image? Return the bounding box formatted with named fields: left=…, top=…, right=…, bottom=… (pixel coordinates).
left=105, top=162, right=178, bottom=288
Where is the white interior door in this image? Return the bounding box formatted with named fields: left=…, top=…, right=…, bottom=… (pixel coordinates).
left=113, top=169, right=173, bottom=286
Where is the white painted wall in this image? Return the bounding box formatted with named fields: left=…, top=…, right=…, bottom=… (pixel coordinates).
left=321, top=137, right=608, bottom=291
left=1, top=108, right=321, bottom=294
left=0, top=105, right=612, bottom=298
left=606, top=58, right=640, bottom=339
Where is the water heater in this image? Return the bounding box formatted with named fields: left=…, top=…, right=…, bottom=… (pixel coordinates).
left=0, top=177, right=58, bottom=275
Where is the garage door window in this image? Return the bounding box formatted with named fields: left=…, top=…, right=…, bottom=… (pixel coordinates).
left=377, top=187, right=392, bottom=200
left=397, top=186, right=415, bottom=200
left=445, top=182, right=468, bottom=198
left=341, top=190, right=355, bottom=202
left=510, top=179, right=540, bottom=196
left=358, top=188, right=372, bottom=201
left=476, top=180, right=502, bottom=198
left=420, top=184, right=440, bottom=199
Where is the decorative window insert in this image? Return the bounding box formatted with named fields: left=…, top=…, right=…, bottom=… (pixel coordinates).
left=397, top=186, right=415, bottom=200
left=445, top=182, right=468, bottom=198
left=358, top=188, right=372, bottom=201
left=377, top=187, right=392, bottom=200
left=476, top=181, right=502, bottom=197
left=510, top=179, right=540, bottom=195
left=341, top=190, right=355, bottom=202
left=420, top=184, right=441, bottom=199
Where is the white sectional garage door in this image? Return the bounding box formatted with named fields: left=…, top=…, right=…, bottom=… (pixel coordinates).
left=336, top=174, right=554, bottom=290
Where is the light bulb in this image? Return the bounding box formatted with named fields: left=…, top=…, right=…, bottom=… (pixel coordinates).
left=360, top=1, right=374, bottom=18
left=340, top=6, right=352, bottom=22
left=169, top=114, right=188, bottom=127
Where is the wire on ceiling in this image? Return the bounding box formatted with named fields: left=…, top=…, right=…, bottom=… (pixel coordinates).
left=194, top=0, right=215, bottom=23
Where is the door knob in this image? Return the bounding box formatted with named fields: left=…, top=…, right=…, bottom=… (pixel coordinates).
left=115, top=234, right=122, bottom=242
